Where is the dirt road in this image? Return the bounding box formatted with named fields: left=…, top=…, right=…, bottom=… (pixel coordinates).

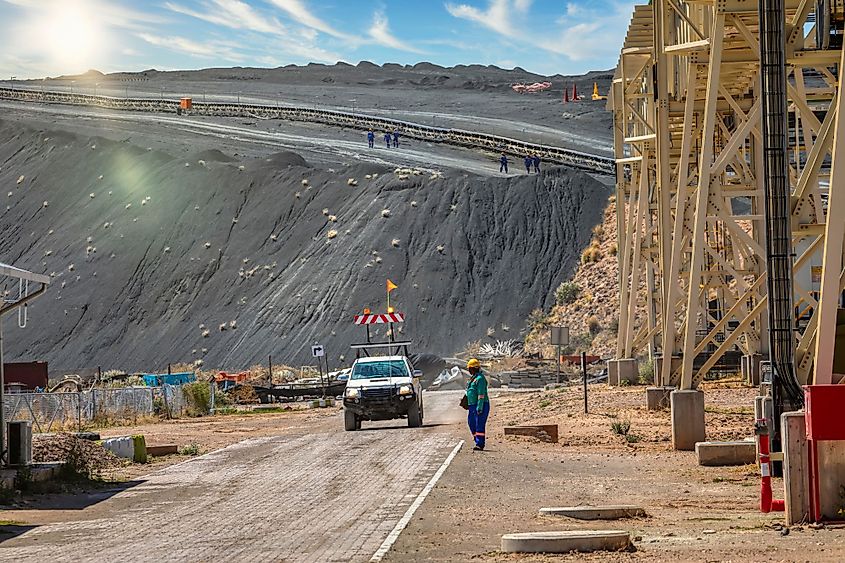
left=0, top=391, right=465, bottom=563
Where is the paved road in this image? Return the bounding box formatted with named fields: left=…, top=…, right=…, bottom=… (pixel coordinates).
left=0, top=392, right=464, bottom=562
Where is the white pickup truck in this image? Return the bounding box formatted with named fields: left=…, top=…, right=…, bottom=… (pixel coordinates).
left=342, top=355, right=424, bottom=431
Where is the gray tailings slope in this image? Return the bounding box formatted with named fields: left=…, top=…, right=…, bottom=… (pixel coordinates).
left=0, top=120, right=608, bottom=372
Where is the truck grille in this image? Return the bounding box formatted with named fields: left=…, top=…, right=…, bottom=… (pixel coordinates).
left=362, top=387, right=394, bottom=401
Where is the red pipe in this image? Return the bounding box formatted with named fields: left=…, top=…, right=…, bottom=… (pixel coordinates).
left=757, top=418, right=785, bottom=513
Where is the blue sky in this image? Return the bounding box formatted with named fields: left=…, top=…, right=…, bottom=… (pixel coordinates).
left=0, top=0, right=635, bottom=79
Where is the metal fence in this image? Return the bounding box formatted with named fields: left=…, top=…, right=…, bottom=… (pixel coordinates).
left=3, top=384, right=198, bottom=432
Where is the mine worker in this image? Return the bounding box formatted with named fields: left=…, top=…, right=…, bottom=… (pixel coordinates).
left=384, top=132, right=392, bottom=149
left=393, top=130, right=400, bottom=148
left=367, top=129, right=375, bottom=148
left=499, top=152, right=509, bottom=173
left=533, top=154, right=541, bottom=173
left=524, top=155, right=533, bottom=174
left=464, top=358, right=490, bottom=451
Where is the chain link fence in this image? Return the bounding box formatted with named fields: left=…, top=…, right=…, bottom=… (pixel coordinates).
left=2, top=384, right=203, bottom=432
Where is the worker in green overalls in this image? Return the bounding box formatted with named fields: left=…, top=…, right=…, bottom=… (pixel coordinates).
left=465, top=358, right=490, bottom=451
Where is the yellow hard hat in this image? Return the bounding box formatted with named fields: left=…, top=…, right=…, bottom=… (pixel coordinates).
left=467, top=358, right=480, bottom=369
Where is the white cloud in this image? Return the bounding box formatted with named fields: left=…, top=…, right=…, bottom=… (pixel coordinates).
left=136, top=32, right=246, bottom=62
left=368, top=11, right=425, bottom=53
left=164, top=0, right=285, bottom=34
left=445, top=0, right=517, bottom=38
left=265, top=0, right=351, bottom=40
left=446, top=0, right=631, bottom=65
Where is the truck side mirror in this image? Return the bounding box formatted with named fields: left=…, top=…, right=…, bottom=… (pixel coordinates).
left=413, top=370, right=423, bottom=378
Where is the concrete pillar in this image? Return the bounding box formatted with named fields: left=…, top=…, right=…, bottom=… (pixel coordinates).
left=654, top=355, right=681, bottom=386
left=743, top=354, right=762, bottom=385
left=645, top=386, right=675, bottom=410
left=670, top=390, right=705, bottom=451
left=607, top=358, right=639, bottom=386
left=781, top=411, right=810, bottom=525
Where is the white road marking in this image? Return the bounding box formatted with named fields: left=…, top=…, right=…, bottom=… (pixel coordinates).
left=370, top=439, right=465, bottom=562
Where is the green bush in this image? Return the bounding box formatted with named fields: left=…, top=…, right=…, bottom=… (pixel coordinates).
left=555, top=281, right=581, bottom=305
left=639, top=359, right=654, bottom=385
left=611, top=420, right=631, bottom=436
left=182, top=382, right=212, bottom=416
left=527, top=308, right=549, bottom=330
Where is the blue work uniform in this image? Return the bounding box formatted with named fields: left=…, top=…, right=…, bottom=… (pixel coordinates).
left=393, top=131, right=400, bottom=148
left=533, top=155, right=541, bottom=173
left=524, top=156, right=533, bottom=173
left=384, top=133, right=392, bottom=148
left=367, top=131, right=375, bottom=148
left=466, top=372, right=490, bottom=449
left=499, top=154, right=509, bottom=173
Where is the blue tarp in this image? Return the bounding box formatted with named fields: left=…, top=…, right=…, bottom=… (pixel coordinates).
left=142, top=372, right=196, bottom=387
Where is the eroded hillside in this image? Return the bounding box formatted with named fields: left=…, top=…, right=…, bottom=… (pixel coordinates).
left=0, top=120, right=609, bottom=372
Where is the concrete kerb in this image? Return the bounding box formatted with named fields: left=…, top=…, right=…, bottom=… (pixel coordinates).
left=501, top=530, right=632, bottom=553
left=539, top=506, right=647, bottom=520
left=695, top=440, right=756, bottom=466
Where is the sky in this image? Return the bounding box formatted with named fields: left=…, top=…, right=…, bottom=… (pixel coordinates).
left=0, top=0, right=635, bottom=79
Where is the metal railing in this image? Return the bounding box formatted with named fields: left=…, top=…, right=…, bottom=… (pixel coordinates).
left=0, top=87, right=615, bottom=175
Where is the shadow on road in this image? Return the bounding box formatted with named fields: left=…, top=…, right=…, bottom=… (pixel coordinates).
left=0, top=480, right=144, bottom=512
left=0, top=523, right=37, bottom=543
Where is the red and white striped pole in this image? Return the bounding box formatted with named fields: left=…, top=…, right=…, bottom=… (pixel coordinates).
left=756, top=418, right=785, bottom=513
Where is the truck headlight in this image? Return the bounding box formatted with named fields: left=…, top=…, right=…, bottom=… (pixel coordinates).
left=398, top=385, right=413, bottom=396
left=345, top=388, right=360, bottom=399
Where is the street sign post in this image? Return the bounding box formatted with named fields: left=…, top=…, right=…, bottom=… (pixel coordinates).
left=550, top=327, right=570, bottom=384
left=312, top=344, right=326, bottom=396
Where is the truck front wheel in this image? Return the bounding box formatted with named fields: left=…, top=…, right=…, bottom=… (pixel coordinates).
left=407, top=402, right=422, bottom=428
left=344, top=409, right=359, bottom=431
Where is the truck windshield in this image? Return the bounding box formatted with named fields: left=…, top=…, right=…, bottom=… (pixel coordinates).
left=351, top=360, right=407, bottom=380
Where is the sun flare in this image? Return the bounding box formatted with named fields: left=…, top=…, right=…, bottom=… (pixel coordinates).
left=37, top=2, right=102, bottom=70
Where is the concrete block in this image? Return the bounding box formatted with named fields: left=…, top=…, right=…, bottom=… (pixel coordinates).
left=782, top=411, right=810, bottom=525
left=504, top=425, right=558, bottom=443
left=654, top=355, right=681, bottom=386
left=670, top=390, right=705, bottom=451
left=539, top=506, right=646, bottom=520
left=147, top=444, right=178, bottom=457
left=102, top=437, right=135, bottom=460
left=742, top=354, right=762, bottom=386
left=607, top=358, right=638, bottom=386
left=132, top=435, right=147, bottom=463
left=646, top=386, right=675, bottom=411
left=501, top=531, right=631, bottom=553
left=695, top=441, right=756, bottom=466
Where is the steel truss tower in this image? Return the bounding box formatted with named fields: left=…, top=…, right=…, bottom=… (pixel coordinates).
left=610, top=0, right=845, bottom=389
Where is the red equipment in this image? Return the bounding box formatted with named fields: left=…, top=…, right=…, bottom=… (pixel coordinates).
left=756, top=419, right=785, bottom=513
left=804, top=384, right=845, bottom=521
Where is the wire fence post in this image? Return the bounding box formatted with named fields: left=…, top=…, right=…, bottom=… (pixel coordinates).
left=582, top=351, right=588, bottom=414
left=77, top=391, right=81, bottom=431
left=210, top=380, right=215, bottom=415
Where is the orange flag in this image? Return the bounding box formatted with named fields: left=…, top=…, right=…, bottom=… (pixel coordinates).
left=386, top=279, right=398, bottom=293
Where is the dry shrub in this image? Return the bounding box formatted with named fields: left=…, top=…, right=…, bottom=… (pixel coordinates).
left=587, top=315, right=602, bottom=336
left=592, top=224, right=605, bottom=238
left=608, top=243, right=618, bottom=256
left=581, top=240, right=604, bottom=264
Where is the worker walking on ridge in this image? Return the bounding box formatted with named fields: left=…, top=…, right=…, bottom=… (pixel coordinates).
left=384, top=132, right=392, bottom=149
left=367, top=129, right=375, bottom=148
left=524, top=155, right=533, bottom=174
left=533, top=154, right=541, bottom=173
left=464, top=358, right=490, bottom=451
left=499, top=152, right=509, bottom=173
left=392, top=130, right=400, bottom=148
